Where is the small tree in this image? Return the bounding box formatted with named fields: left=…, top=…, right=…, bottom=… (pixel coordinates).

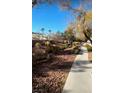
left=64, top=24, right=75, bottom=45
left=75, top=11, right=92, bottom=43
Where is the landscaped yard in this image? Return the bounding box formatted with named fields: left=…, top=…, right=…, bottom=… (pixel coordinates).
left=33, top=51, right=76, bottom=93
left=32, top=1, right=92, bottom=92
left=32, top=40, right=79, bottom=93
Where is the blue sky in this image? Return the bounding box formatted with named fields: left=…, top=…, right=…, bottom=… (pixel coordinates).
left=32, top=0, right=92, bottom=33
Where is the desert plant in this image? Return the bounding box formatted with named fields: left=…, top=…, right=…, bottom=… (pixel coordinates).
left=63, top=44, right=68, bottom=49
left=32, top=48, right=47, bottom=64
left=35, top=42, right=41, bottom=48
left=84, top=44, right=92, bottom=52
left=45, top=41, right=50, bottom=47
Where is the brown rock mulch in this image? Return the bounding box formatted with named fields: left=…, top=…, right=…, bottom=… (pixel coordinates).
left=32, top=54, right=76, bottom=93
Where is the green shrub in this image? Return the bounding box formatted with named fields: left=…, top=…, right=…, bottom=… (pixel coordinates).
left=63, top=44, right=68, bottom=49
left=32, top=48, right=47, bottom=64
left=84, top=44, right=92, bottom=52
left=45, top=41, right=50, bottom=47
left=72, top=42, right=80, bottom=47
left=35, top=42, right=41, bottom=48
left=59, top=44, right=68, bottom=50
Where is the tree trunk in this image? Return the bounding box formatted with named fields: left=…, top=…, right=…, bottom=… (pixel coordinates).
left=84, top=31, right=92, bottom=44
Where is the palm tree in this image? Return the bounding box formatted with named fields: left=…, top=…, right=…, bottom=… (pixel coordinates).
left=48, top=30, right=52, bottom=40
left=41, top=28, right=45, bottom=34
left=48, top=30, right=51, bottom=34
left=40, top=28, right=45, bottom=38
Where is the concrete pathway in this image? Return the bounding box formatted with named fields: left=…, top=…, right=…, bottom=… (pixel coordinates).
left=62, top=47, right=92, bottom=93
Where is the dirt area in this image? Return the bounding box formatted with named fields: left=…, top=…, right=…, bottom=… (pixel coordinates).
left=88, top=52, right=92, bottom=62
left=32, top=52, right=76, bottom=93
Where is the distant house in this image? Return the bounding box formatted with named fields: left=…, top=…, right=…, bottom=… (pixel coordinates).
left=32, top=32, right=47, bottom=40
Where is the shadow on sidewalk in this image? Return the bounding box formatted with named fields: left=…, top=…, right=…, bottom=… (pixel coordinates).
left=62, top=89, right=72, bottom=93
left=71, top=60, right=92, bottom=72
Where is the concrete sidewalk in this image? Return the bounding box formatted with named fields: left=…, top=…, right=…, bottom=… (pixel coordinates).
left=62, top=47, right=92, bottom=93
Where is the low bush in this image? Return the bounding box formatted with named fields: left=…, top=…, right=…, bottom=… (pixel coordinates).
left=84, top=44, right=92, bottom=52
left=63, top=44, right=68, bottom=49
left=35, top=42, right=41, bottom=48
left=72, top=42, right=80, bottom=46
left=32, top=48, right=47, bottom=63
left=59, top=44, right=68, bottom=50
left=45, top=41, right=50, bottom=47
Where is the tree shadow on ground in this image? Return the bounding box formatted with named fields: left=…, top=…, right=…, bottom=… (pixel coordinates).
left=32, top=56, right=75, bottom=93
left=32, top=52, right=91, bottom=93
left=33, top=59, right=91, bottom=78
left=62, top=90, right=72, bottom=93
left=78, top=48, right=86, bottom=54
left=32, top=60, right=74, bottom=78
left=71, top=60, right=92, bottom=72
